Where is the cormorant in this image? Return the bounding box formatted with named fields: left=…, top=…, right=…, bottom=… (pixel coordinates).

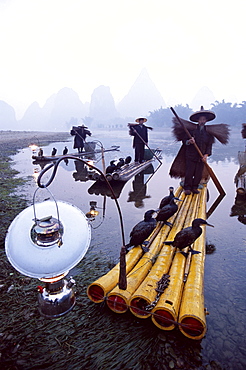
left=156, top=197, right=181, bottom=226
left=116, top=158, right=125, bottom=169
left=166, top=218, right=214, bottom=256
left=38, top=148, right=43, bottom=157
left=125, top=209, right=157, bottom=253
left=106, top=160, right=116, bottom=174
left=125, top=156, right=132, bottom=165
left=51, top=148, right=57, bottom=156
left=63, top=146, right=68, bottom=155
left=159, top=186, right=175, bottom=209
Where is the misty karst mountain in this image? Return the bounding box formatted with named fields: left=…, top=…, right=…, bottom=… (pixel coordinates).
left=117, top=69, right=166, bottom=118
left=1, top=70, right=219, bottom=131
left=0, top=70, right=167, bottom=131
left=190, top=86, right=216, bottom=110
left=18, top=88, right=88, bottom=131
left=0, top=101, right=17, bottom=130
left=89, top=85, right=119, bottom=123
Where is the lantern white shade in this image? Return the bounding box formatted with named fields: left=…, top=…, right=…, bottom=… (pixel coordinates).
left=5, top=200, right=91, bottom=279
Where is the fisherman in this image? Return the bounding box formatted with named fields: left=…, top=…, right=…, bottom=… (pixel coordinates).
left=169, top=106, right=230, bottom=195
left=128, top=117, right=152, bottom=163
left=70, top=124, right=92, bottom=153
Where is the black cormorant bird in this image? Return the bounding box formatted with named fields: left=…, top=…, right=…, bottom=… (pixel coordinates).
left=63, top=146, right=68, bottom=155
left=38, top=148, right=43, bottom=157
left=125, top=156, right=132, bottom=165
left=166, top=218, right=214, bottom=257
left=116, top=158, right=125, bottom=169
left=125, top=209, right=157, bottom=253
left=51, top=148, right=57, bottom=156
left=106, top=160, right=116, bottom=174
left=156, top=197, right=181, bottom=226
left=159, top=186, right=175, bottom=209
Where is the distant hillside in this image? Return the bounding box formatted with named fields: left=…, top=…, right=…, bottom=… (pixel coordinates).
left=0, top=69, right=240, bottom=131
left=117, top=68, right=166, bottom=118
left=0, top=101, right=17, bottom=130
left=190, top=86, right=216, bottom=110
left=18, top=88, right=88, bottom=131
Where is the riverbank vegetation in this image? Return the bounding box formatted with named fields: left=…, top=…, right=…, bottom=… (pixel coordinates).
left=148, top=101, right=246, bottom=128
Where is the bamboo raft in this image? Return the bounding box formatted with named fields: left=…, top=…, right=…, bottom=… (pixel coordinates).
left=104, top=149, right=162, bottom=182
left=87, top=185, right=209, bottom=340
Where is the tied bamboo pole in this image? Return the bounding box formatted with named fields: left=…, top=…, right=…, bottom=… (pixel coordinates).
left=151, top=191, right=200, bottom=330
left=178, top=186, right=208, bottom=340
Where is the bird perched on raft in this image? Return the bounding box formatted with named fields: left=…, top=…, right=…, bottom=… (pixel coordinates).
left=51, top=148, right=57, bottom=156
left=63, top=146, right=68, bottom=155
left=106, top=160, right=117, bottom=174
left=125, top=209, right=157, bottom=253
left=159, top=186, right=175, bottom=209
left=156, top=197, right=181, bottom=226
left=38, top=148, right=43, bottom=157
left=124, top=156, right=132, bottom=165
left=116, top=158, right=125, bottom=169
left=165, top=218, right=214, bottom=257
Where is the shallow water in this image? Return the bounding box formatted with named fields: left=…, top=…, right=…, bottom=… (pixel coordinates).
left=11, top=128, right=246, bottom=369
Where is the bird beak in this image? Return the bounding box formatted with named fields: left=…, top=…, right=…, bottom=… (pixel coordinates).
left=206, top=222, right=214, bottom=227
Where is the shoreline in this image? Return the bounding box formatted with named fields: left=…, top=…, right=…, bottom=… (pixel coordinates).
left=0, top=131, right=71, bottom=248
left=0, top=130, right=70, bottom=149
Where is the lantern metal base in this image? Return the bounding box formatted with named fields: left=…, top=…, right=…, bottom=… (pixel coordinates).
left=38, top=278, right=76, bottom=318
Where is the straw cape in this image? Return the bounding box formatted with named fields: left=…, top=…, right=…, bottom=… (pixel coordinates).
left=169, top=117, right=230, bottom=179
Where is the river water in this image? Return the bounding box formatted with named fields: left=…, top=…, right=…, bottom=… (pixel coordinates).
left=11, top=128, right=246, bottom=369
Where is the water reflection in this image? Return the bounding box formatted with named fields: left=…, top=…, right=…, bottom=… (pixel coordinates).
left=73, top=160, right=90, bottom=182
left=206, top=193, right=225, bottom=219
left=88, top=179, right=126, bottom=198
left=127, top=171, right=151, bottom=208
left=230, top=188, right=246, bottom=225
left=231, top=149, right=246, bottom=224
left=234, top=151, right=246, bottom=189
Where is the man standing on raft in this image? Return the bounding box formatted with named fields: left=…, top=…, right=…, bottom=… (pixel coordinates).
left=169, top=106, right=230, bottom=195
left=128, top=117, right=153, bottom=163
left=70, top=124, right=92, bottom=153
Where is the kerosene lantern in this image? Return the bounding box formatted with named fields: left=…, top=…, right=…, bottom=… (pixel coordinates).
left=5, top=197, right=91, bottom=318
left=86, top=201, right=99, bottom=219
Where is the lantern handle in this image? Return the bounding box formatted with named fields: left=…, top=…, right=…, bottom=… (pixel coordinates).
left=32, top=186, right=61, bottom=226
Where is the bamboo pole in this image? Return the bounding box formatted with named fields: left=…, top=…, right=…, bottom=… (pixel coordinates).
left=178, top=186, right=208, bottom=340
left=151, top=190, right=201, bottom=330
left=106, top=188, right=183, bottom=313
left=87, top=246, right=143, bottom=303
left=129, top=191, right=190, bottom=318
left=106, top=223, right=169, bottom=313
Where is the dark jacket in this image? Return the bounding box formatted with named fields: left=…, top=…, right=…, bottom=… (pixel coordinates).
left=130, top=124, right=148, bottom=148
left=183, top=125, right=214, bottom=161
left=70, top=126, right=91, bottom=149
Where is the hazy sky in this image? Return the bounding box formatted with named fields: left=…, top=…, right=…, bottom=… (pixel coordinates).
left=0, top=0, right=245, bottom=118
